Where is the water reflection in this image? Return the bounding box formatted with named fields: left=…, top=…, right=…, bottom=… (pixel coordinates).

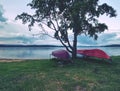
left=0, top=47, right=120, bottom=59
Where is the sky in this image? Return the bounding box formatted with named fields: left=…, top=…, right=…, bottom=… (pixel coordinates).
left=0, top=0, right=120, bottom=46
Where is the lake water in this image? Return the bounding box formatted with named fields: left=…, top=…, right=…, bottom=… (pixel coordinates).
left=0, top=46, right=120, bottom=59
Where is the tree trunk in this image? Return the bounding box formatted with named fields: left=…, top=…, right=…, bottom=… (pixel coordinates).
left=72, top=32, right=77, bottom=59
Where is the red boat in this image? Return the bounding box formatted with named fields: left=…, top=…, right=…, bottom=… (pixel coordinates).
left=51, top=49, right=72, bottom=64
left=52, top=49, right=70, bottom=59
left=51, top=49, right=112, bottom=64
left=77, top=49, right=110, bottom=59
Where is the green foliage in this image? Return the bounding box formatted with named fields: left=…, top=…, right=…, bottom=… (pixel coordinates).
left=16, top=0, right=116, bottom=37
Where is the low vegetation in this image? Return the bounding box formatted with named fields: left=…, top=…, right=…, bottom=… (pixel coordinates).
left=0, top=56, right=120, bottom=91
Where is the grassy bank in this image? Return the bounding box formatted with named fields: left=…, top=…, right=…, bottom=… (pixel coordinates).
left=0, top=56, right=120, bottom=91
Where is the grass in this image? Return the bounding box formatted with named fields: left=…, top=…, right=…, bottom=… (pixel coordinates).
left=0, top=56, right=120, bottom=91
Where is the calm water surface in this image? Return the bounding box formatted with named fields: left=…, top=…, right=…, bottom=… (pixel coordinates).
left=0, top=47, right=120, bottom=59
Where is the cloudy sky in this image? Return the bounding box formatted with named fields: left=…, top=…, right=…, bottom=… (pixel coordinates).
left=0, top=0, right=120, bottom=46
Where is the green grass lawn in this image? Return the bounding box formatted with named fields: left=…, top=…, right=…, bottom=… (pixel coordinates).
left=0, top=56, right=120, bottom=91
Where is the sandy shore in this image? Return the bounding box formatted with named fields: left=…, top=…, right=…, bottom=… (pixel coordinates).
left=0, top=59, right=24, bottom=62
left=0, top=59, right=45, bottom=62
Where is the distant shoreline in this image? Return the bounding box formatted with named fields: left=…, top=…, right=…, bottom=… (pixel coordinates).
left=0, top=44, right=63, bottom=47
left=0, top=44, right=120, bottom=47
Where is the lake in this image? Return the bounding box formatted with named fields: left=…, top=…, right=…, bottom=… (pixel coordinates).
left=0, top=46, right=120, bottom=59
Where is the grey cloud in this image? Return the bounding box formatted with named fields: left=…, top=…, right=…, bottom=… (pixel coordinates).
left=0, top=35, right=56, bottom=45
left=0, top=35, right=36, bottom=44
left=0, top=25, right=4, bottom=28
left=0, top=4, right=7, bottom=22
left=97, top=33, right=118, bottom=45
left=77, top=32, right=120, bottom=46
left=78, top=35, right=97, bottom=46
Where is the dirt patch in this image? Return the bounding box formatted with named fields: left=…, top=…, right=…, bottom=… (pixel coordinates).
left=75, top=86, right=87, bottom=91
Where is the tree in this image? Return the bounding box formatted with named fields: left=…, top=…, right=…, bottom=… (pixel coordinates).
left=16, top=0, right=116, bottom=59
